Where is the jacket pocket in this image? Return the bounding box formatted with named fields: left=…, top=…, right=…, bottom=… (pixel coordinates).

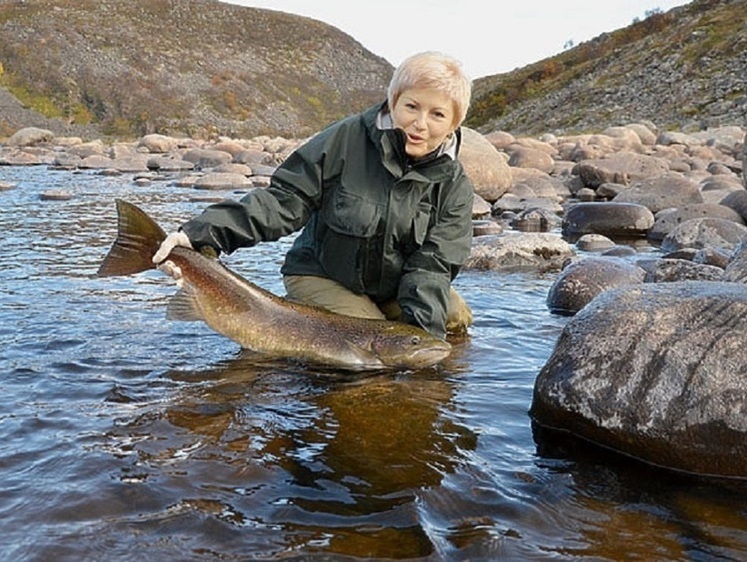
left=398, top=201, right=432, bottom=256
left=412, top=204, right=431, bottom=246
left=319, top=190, right=381, bottom=292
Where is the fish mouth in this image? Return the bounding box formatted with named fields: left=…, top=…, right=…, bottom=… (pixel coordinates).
left=395, top=343, right=452, bottom=369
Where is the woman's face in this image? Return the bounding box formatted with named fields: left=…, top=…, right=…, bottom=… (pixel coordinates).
left=391, top=87, right=456, bottom=159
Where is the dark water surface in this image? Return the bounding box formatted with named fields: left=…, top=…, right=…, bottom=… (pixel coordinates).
left=2, top=166, right=747, bottom=561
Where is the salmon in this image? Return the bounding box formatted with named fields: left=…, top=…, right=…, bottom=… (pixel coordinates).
left=97, top=199, right=452, bottom=371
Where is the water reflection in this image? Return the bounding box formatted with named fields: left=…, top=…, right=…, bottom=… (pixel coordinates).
left=101, top=354, right=477, bottom=558
left=533, top=424, right=747, bottom=560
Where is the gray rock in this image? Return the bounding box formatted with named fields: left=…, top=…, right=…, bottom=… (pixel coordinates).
left=595, top=182, right=628, bottom=199
left=147, top=156, right=195, bottom=172
left=78, top=154, right=114, bottom=169
left=640, top=258, right=724, bottom=282
left=459, top=127, right=512, bottom=202
left=575, top=233, right=615, bottom=252
left=110, top=156, right=151, bottom=173
left=213, top=162, right=252, bottom=175
left=660, top=217, right=747, bottom=253
left=656, top=130, right=701, bottom=146
left=234, top=148, right=269, bottom=165
left=472, top=194, right=492, bottom=219
left=5, top=126, right=55, bottom=147
left=649, top=203, right=744, bottom=241
left=510, top=207, right=563, bottom=232
left=573, top=153, right=670, bottom=188
left=546, top=256, right=645, bottom=315
left=491, top=193, right=525, bottom=215
left=0, top=148, right=54, bottom=165
left=465, top=232, right=574, bottom=271
left=182, top=148, right=233, bottom=169
left=472, top=220, right=503, bottom=236
left=194, top=172, right=254, bottom=190
left=137, top=134, right=178, bottom=153
left=531, top=281, right=747, bottom=478
left=660, top=247, right=731, bottom=269
left=52, top=153, right=83, bottom=168
left=613, top=172, right=703, bottom=213
left=40, top=190, right=73, bottom=201
left=724, top=240, right=747, bottom=283
left=507, top=146, right=555, bottom=173
left=720, top=190, right=747, bottom=222
left=509, top=169, right=564, bottom=200
left=562, top=202, right=654, bottom=238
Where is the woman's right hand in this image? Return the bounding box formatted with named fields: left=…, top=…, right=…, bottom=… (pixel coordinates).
left=152, top=231, right=192, bottom=264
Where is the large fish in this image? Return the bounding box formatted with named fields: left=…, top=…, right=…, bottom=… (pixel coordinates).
left=97, top=199, right=452, bottom=371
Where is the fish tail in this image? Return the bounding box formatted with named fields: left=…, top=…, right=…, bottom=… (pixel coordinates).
left=97, top=199, right=166, bottom=277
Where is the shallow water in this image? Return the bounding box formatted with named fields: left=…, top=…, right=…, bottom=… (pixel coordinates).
left=2, top=165, right=747, bottom=561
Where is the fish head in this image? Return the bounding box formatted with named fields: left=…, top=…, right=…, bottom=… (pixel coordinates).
left=369, top=324, right=452, bottom=370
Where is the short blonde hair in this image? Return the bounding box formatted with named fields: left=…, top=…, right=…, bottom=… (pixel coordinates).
left=387, top=51, right=472, bottom=128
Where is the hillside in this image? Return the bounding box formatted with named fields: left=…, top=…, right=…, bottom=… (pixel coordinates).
left=468, top=0, right=747, bottom=136
left=0, top=0, right=745, bottom=142
left=0, top=0, right=392, bottom=139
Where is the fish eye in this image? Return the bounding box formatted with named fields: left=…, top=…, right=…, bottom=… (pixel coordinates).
left=410, top=336, right=421, bottom=346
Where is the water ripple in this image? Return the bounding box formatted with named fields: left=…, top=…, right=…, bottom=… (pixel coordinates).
left=1, top=165, right=746, bottom=560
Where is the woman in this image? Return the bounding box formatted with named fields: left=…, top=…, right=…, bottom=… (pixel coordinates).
left=154, top=51, right=474, bottom=339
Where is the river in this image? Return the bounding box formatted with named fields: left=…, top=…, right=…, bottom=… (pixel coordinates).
left=2, top=165, right=747, bottom=561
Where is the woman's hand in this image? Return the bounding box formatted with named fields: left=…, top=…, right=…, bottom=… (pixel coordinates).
left=152, top=231, right=192, bottom=264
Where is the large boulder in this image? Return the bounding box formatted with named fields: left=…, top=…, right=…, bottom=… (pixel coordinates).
left=531, top=281, right=747, bottom=478
left=458, top=127, right=512, bottom=202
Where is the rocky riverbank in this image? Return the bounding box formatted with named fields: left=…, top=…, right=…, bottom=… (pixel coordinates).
left=3, top=121, right=747, bottom=478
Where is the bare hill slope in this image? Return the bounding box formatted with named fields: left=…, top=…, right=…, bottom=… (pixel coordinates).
left=0, top=0, right=392, bottom=139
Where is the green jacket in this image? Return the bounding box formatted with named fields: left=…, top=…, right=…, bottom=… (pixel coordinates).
left=181, top=102, right=474, bottom=338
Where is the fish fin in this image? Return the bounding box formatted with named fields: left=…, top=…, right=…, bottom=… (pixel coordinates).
left=97, top=199, right=166, bottom=277
left=341, top=339, right=384, bottom=370
left=166, top=284, right=204, bottom=322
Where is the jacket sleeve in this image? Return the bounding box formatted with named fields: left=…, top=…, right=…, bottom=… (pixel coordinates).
left=180, top=132, right=336, bottom=255
left=398, top=171, right=474, bottom=339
